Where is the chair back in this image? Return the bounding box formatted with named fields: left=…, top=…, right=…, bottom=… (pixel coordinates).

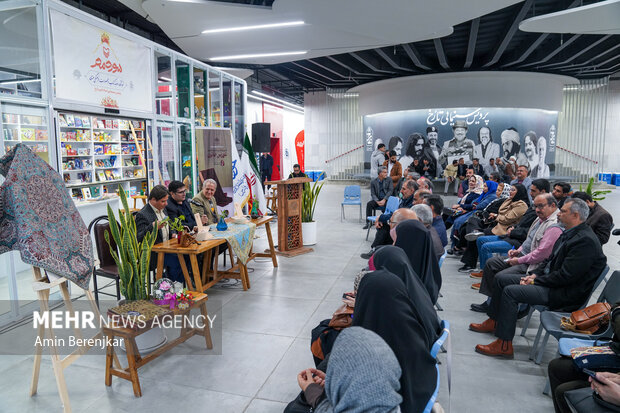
left=431, top=319, right=450, bottom=358
left=385, top=196, right=400, bottom=214
left=599, top=270, right=620, bottom=304
left=88, top=215, right=117, bottom=268
left=422, top=364, right=441, bottom=413
left=438, top=251, right=447, bottom=268
left=343, top=185, right=361, bottom=201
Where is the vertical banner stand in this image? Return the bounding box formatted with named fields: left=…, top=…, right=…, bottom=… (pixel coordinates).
left=29, top=267, right=120, bottom=413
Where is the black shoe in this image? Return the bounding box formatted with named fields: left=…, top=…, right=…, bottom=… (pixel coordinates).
left=362, top=223, right=370, bottom=229
left=458, top=265, right=474, bottom=273
left=360, top=249, right=375, bottom=259
left=446, top=248, right=458, bottom=255
left=471, top=302, right=490, bottom=313
left=517, top=306, right=531, bottom=320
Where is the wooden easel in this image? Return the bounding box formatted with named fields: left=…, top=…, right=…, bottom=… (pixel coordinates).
left=30, top=267, right=120, bottom=413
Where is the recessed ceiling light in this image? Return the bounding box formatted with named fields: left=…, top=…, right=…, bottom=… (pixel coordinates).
left=209, top=51, right=307, bottom=61
left=202, top=21, right=304, bottom=35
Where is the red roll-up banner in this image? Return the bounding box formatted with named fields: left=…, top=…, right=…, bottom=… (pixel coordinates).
left=295, top=130, right=305, bottom=171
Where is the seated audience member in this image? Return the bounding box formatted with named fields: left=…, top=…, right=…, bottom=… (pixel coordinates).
left=166, top=180, right=197, bottom=229
left=571, top=191, right=613, bottom=245
left=448, top=179, right=497, bottom=246
left=362, top=208, right=419, bottom=262
left=371, top=246, right=441, bottom=345
left=466, top=179, right=550, bottom=277
left=353, top=271, right=438, bottom=413
left=291, top=327, right=403, bottom=413
left=458, top=184, right=529, bottom=271
left=445, top=175, right=484, bottom=231
left=447, top=184, right=513, bottom=255
left=420, top=157, right=435, bottom=179
left=489, top=171, right=501, bottom=183
left=413, top=188, right=431, bottom=205
left=510, top=165, right=533, bottom=197
left=363, top=166, right=393, bottom=229
left=412, top=204, right=445, bottom=260
left=471, top=193, right=562, bottom=310
left=288, top=164, right=308, bottom=179
left=552, top=182, right=571, bottom=209
left=471, top=158, right=485, bottom=178
left=136, top=185, right=170, bottom=244
left=191, top=179, right=218, bottom=225
left=548, top=309, right=620, bottom=413
left=360, top=181, right=417, bottom=259
left=135, top=185, right=183, bottom=283
left=394, top=220, right=442, bottom=304
left=495, top=157, right=507, bottom=181
left=443, top=159, right=459, bottom=195
left=425, top=194, right=448, bottom=248
left=456, top=157, right=468, bottom=191
left=484, top=158, right=499, bottom=181
left=505, top=156, right=518, bottom=182
left=459, top=167, right=475, bottom=197
left=470, top=198, right=607, bottom=358
left=383, top=150, right=403, bottom=186
left=416, top=176, right=433, bottom=192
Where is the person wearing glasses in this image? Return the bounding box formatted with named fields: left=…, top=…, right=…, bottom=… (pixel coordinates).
left=166, top=180, right=197, bottom=230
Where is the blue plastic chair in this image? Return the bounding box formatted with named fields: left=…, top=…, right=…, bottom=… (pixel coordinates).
left=365, top=196, right=399, bottom=240
left=424, top=319, right=451, bottom=413
left=341, top=185, right=362, bottom=222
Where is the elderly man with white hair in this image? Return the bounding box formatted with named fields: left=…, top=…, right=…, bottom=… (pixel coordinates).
left=191, top=179, right=219, bottom=225
left=412, top=203, right=445, bottom=260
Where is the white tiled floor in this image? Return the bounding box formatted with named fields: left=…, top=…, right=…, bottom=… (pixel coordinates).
left=1, top=182, right=619, bottom=412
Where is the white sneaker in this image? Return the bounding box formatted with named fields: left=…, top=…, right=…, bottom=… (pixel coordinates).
left=465, top=231, right=484, bottom=242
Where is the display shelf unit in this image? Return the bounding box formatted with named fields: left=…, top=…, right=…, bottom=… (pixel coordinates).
left=1, top=110, right=50, bottom=163
left=56, top=111, right=148, bottom=203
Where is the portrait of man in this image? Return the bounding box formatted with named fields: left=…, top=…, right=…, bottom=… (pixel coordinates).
left=473, top=126, right=500, bottom=167
left=388, top=136, right=403, bottom=159
left=500, top=127, right=527, bottom=166
left=438, top=120, right=475, bottom=167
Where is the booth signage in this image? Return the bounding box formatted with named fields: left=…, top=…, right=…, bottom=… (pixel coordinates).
left=50, top=10, right=153, bottom=113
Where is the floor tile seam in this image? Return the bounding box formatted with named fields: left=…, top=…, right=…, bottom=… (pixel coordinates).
left=248, top=335, right=298, bottom=405
left=222, top=292, right=324, bottom=303
left=224, top=328, right=300, bottom=340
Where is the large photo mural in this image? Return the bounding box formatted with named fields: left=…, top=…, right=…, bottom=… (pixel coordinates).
left=364, top=108, right=557, bottom=179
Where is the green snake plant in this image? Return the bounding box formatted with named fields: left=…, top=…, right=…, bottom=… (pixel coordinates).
left=301, top=173, right=325, bottom=223
left=104, top=187, right=157, bottom=301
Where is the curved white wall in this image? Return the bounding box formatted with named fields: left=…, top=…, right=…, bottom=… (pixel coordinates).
left=350, top=71, right=578, bottom=116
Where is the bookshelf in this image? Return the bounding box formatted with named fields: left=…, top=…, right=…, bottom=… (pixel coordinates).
left=2, top=110, right=50, bottom=164
left=56, top=111, right=148, bottom=203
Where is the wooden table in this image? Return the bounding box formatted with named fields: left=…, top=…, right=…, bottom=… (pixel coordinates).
left=152, top=216, right=278, bottom=292
left=104, top=292, right=213, bottom=397
left=152, top=238, right=227, bottom=292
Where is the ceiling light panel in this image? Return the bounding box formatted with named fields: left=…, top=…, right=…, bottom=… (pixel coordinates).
left=202, top=20, right=304, bottom=35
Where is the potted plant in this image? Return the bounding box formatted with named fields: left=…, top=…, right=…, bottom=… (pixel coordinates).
left=105, top=187, right=166, bottom=352
left=301, top=173, right=325, bottom=245
left=163, top=215, right=193, bottom=246
left=580, top=177, right=612, bottom=201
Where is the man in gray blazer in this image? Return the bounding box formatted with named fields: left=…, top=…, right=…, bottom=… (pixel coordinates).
left=364, top=166, right=393, bottom=229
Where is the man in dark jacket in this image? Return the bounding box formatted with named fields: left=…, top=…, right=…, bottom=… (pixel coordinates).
left=361, top=179, right=416, bottom=257
left=571, top=191, right=613, bottom=245
left=166, top=180, right=197, bottom=230
left=363, top=166, right=394, bottom=229
left=469, top=197, right=607, bottom=358
left=260, top=152, right=274, bottom=188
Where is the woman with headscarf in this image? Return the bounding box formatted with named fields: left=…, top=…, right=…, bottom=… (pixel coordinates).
left=293, top=327, right=403, bottom=413
left=445, top=175, right=484, bottom=230
left=448, top=183, right=511, bottom=255
left=353, top=271, right=438, bottom=413
left=458, top=183, right=530, bottom=271
left=393, top=220, right=442, bottom=304
left=372, top=246, right=441, bottom=346
left=448, top=179, right=498, bottom=248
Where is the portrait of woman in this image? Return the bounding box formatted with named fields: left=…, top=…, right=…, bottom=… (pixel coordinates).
left=473, top=126, right=500, bottom=167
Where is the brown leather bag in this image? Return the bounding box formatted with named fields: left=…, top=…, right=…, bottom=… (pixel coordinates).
left=328, top=304, right=354, bottom=329
left=561, top=302, right=612, bottom=335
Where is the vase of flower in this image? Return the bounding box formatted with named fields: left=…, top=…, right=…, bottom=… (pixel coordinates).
left=217, top=216, right=228, bottom=231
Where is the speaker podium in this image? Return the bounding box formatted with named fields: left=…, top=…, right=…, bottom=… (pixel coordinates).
left=265, top=177, right=314, bottom=257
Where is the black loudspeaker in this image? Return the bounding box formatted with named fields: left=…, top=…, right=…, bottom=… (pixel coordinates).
left=252, top=123, right=271, bottom=153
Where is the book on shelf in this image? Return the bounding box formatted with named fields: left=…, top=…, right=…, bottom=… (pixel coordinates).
left=74, top=117, right=83, bottom=127
left=104, top=170, right=114, bottom=180
left=66, top=114, right=75, bottom=127
left=82, top=116, right=91, bottom=128
left=94, top=145, right=103, bottom=155
left=81, top=188, right=92, bottom=200
left=35, top=130, right=48, bottom=141
left=58, top=114, right=68, bottom=126
left=129, top=186, right=138, bottom=196
left=21, top=128, right=35, bottom=141
left=97, top=171, right=106, bottom=182
left=2, top=114, right=18, bottom=123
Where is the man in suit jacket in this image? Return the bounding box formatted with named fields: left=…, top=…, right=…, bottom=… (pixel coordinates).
left=136, top=185, right=169, bottom=244
left=571, top=191, right=614, bottom=245
left=470, top=198, right=607, bottom=358
left=364, top=166, right=394, bottom=229
left=135, top=184, right=187, bottom=283
left=166, top=180, right=197, bottom=230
